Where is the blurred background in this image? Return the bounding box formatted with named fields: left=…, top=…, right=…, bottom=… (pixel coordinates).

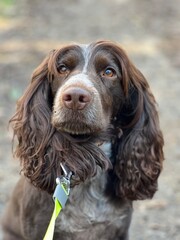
left=0, top=0, right=179, bottom=239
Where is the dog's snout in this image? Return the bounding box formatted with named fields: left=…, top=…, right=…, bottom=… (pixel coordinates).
left=62, top=87, right=92, bottom=110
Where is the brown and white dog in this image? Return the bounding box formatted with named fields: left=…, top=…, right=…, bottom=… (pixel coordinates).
left=2, top=41, right=164, bottom=240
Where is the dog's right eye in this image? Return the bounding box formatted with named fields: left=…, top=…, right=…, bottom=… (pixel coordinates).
left=101, top=67, right=116, bottom=78
left=58, top=64, right=69, bottom=74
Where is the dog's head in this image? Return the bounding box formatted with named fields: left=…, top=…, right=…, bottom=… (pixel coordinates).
left=10, top=41, right=164, bottom=200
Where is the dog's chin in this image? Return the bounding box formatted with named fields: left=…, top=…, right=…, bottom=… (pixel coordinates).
left=54, top=123, right=99, bottom=142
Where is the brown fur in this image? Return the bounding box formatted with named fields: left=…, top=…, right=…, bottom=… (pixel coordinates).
left=2, top=41, right=164, bottom=240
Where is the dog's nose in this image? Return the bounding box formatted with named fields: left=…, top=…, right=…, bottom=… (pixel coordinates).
left=62, top=87, right=91, bottom=110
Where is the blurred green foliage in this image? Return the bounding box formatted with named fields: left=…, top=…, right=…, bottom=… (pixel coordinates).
left=0, top=0, right=14, bottom=7
left=0, top=0, right=15, bottom=17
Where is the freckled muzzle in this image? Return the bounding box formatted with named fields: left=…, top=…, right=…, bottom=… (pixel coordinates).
left=51, top=74, right=110, bottom=135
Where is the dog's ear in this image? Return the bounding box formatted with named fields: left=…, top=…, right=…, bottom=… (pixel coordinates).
left=110, top=44, right=164, bottom=200
left=9, top=50, right=59, bottom=191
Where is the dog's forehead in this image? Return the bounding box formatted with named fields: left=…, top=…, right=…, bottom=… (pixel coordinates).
left=56, top=43, right=117, bottom=73
left=79, top=43, right=89, bottom=51
left=80, top=43, right=117, bottom=61
left=79, top=44, right=92, bottom=72
left=57, top=43, right=92, bottom=62
left=78, top=43, right=115, bottom=73
left=79, top=43, right=107, bottom=57
left=79, top=44, right=91, bottom=59
left=58, top=43, right=114, bottom=61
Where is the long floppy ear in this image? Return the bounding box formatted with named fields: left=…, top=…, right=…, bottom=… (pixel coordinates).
left=9, top=51, right=58, bottom=190
left=110, top=45, right=164, bottom=200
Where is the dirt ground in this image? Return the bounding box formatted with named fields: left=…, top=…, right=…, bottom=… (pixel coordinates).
left=0, top=0, right=179, bottom=239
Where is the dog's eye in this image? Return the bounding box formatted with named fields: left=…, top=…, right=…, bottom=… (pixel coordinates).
left=102, top=68, right=116, bottom=78
left=58, top=64, right=69, bottom=74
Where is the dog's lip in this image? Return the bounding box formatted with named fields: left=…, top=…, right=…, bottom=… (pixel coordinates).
left=59, top=125, right=92, bottom=134
left=62, top=131, right=92, bottom=142
left=69, top=133, right=91, bottom=141
left=59, top=127, right=93, bottom=142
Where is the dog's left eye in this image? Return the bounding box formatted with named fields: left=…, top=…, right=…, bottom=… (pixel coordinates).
left=58, top=64, right=69, bottom=74
left=102, top=68, right=116, bottom=78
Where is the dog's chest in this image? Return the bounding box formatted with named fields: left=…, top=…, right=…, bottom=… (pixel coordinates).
left=56, top=171, right=131, bottom=240
left=54, top=143, right=132, bottom=239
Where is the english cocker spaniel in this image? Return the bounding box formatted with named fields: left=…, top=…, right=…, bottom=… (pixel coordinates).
left=2, top=41, right=164, bottom=240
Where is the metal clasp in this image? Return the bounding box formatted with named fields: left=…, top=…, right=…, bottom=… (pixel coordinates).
left=56, top=163, right=72, bottom=195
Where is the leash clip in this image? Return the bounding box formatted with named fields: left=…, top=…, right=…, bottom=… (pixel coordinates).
left=56, top=163, right=72, bottom=195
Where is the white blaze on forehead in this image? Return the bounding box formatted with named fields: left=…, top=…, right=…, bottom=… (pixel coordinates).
left=80, top=44, right=92, bottom=74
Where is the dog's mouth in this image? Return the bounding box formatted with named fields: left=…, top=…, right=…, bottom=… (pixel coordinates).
left=69, top=133, right=91, bottom=142
left=53, top=121, right=102, bottom=142
left=57, top=124, right=93, bottom=142
left=60, top=131, right=92, bottom=142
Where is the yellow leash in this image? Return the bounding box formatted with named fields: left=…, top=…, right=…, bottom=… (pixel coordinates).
left=43, top=164, right=72, bottom=240
left=43, top=198, right=62, bottom=240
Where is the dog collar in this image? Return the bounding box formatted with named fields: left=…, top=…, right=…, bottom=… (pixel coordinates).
left=43, top=163, right=72, bottom=240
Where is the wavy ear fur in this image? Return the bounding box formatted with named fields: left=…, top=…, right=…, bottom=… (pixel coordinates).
left=110, top=45, right=164, bottom=200
left=10, top=52, right=55, bottom=190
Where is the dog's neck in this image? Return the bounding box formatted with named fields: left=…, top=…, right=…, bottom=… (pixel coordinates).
left=99, top=142, right=112, bottom=159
